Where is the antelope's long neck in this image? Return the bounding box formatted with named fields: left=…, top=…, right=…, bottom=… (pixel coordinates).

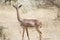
left=16, top=8, right=22, bottom=23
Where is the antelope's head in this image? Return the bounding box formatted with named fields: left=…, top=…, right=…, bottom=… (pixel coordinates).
left=13, top=4, right=22, bottom=9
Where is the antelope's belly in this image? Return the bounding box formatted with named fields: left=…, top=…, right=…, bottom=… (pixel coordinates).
left=21, top=22, right=36, bottom=27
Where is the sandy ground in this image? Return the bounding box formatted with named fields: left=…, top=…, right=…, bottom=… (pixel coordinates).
left=0, top=5, right=60, bottom=40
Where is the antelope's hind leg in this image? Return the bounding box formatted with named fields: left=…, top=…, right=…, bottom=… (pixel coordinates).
left=26, top=28, right=30, bottom=40
left=36, top=27, right=42, bottom=40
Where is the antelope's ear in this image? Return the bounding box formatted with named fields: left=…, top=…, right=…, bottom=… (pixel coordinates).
left=13, top=5, right=16, bottom=8
left=18, top=5, right=22, bottom=8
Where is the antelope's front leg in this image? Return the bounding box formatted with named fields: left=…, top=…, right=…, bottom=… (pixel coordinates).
left=26, top=28, right=30, bottom=40
left=22, top=28, right=25, bottom=40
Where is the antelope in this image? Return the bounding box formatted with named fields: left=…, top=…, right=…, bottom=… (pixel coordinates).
left=13, top=4, right=42, bottom=40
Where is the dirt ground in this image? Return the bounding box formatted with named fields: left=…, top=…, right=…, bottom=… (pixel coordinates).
left=0, top=5, right=60, bottom=40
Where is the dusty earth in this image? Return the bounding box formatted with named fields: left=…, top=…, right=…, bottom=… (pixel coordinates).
left=0, top=5, right=60, bottom=40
